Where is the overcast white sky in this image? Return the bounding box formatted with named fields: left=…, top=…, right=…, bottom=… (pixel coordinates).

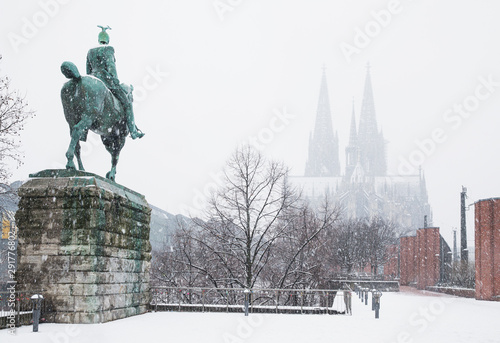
left=1, top=0, right=500, bottom=247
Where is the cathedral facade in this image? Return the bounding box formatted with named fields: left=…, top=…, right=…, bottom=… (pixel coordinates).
left=293, top=66, right=431, bottom=234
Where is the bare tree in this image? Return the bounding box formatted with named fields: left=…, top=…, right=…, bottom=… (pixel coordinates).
left=331, top=218, right=366, bottom=274
left=265, top=199, right=341, bottom=289
left=0, top=55, right=35, bottom=182
left=151, top=147, right=347, bottom=290
left=330, top=216, right=398, bottom=277
left=364, top=216, right=398, bottom=275
left=0, top=55, right=35, bottom=216
left=450, top=260, right=475, bottom=289
left=189, top=146, right=300, bottom=289
left=151, top=226, right=207, bottom=288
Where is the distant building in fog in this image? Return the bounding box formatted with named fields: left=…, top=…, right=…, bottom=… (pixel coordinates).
left=292, top=65, right=431, bottom=233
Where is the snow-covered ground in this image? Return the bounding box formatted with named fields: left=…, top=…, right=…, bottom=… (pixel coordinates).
left=2, top=288, right=499, bottom=343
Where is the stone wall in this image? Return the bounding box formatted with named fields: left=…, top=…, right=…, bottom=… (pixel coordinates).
left=475, top=198, right=500, bottom=301
left=426, top=286, right=475, bottom=298
left=15, top=170, right=152, bottom=323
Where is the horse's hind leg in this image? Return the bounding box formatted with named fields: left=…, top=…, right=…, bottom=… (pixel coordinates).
left=66, top=116, right=92, bottom=170
left=75, top=141, right=85, bottom=171
left=101, top=135, right=125, bottom=181
left=107, top=153, right=119, bottom=181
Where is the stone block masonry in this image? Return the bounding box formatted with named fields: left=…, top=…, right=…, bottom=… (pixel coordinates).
left=15, top=170, right=152, bottom=323
left=475, top=198, right=500, bottom=301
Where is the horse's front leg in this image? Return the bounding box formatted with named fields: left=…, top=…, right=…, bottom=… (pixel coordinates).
left=66, top=117, right=92, bottom=170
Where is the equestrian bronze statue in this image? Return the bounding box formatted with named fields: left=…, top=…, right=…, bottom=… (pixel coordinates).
left=60, top=26, right=144, bottom=181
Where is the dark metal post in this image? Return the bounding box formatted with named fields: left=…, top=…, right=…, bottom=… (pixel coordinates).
left=300, top=291, right=303, bottom=314
left=345, top=291, right=352, bottom=315
left=31, top=294, right=44, bottom=332
left=453, top=229, right=458, bottom=262
left=275, top=290, right=279, bottom=314
left=460, top=186, right=468, bottom=263
left=202, top=289, right=205, bottom=312
left=371, top=290, right=375, bottom=310
left=364, top=289, right=368, bottom=305
left=154, top=289, right=158, bottom=312
left=373, top=291, right=382, bottom=319
left=244, top=289, right=250, bottom=316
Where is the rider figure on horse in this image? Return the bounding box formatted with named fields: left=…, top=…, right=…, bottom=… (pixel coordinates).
left=86, top=26, right=145, bottom=139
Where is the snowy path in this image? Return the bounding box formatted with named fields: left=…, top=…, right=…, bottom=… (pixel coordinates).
left=1, top=289, right=500, bottom=343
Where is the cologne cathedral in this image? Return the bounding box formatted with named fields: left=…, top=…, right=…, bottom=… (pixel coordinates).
left=292, top=65, right=431, bottom=234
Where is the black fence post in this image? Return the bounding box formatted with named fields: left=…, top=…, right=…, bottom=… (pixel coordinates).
left=31, top=294, right=44, bottom=332
left=244, top=289, right=250, bottom=316
left=373, top=291, right=382, bottom=319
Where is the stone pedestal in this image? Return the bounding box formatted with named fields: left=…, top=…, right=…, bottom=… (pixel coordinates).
left=15, top=170, right=152, bottom=323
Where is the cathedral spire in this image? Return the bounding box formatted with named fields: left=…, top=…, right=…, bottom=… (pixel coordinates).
left=358, top=63, right=378, bottom=142
left=345, top=100, right=358, bottom=179
left=357, top=63, right=386, bottom=176
left=305, top=66, right=340, bottom=177
left=420, top=167, right=429, bottom=202
left=313, top=65, right=333, bottom=140
left=348, top=99, right=357, bottom=146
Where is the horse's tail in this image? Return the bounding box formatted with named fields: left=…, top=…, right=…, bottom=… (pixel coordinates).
left=61, top=61, right=81, bottom=80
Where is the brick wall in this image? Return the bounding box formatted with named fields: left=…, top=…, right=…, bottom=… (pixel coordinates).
left=400, top=227, right=444, bottom=289
left=475, top=198, right=500, bottom=301
left=383, top=244, right=399, bottom=278
left=400, top=236, right=416, bottom=286
left=416, top=227, right=441, bottom=290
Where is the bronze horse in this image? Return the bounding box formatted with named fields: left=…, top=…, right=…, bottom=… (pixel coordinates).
left=60, top=61, right=133, bottom=181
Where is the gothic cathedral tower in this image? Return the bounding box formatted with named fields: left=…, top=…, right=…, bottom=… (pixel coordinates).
left=305, top=67, right=341, bottom=177
left=357, top=64, right=387, bottom=176
left=295, top=64, right=431, bottom=233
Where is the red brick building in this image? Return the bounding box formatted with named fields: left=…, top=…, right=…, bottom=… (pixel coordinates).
left=416, top=227, right=441, bottom=289
left=399, top=227, right=451, bottom=289
left=475, top=198, right=500, bottom=301
left=383, top=244, right=399, bottom=278
left=400, top=236, right=416, bottom=286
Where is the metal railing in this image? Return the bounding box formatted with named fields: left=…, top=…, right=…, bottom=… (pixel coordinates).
left=151, top=287, right=352, bottom=315
left=0, top=286, right=352, bottom=331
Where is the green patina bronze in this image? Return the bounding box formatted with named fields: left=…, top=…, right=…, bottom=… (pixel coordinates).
left=61, top=26, right=144, bottom=182
left=97, top=25, right=111, bottom=44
